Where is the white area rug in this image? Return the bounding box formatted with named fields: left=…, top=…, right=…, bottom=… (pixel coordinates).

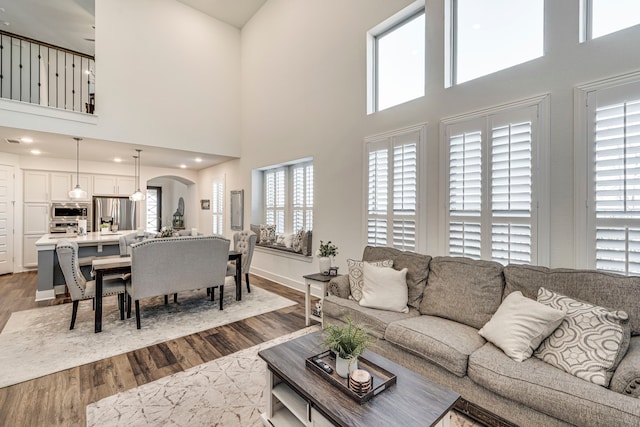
left=0, top=287, right=295, bottom=388
left=87, top=326, right=480, bottom=427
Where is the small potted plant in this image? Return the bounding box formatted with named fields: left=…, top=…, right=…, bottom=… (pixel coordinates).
left=323, top=317, right=376, bottom=378
left=316, top=240, right=338, bottom=274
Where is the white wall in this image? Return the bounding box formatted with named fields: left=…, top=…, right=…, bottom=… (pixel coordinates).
left=94, top=0, right=241, bottom=156
left=197, top=0, right=640, bottom=292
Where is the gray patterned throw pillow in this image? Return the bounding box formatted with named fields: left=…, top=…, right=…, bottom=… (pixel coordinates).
left=534, top=287, right=631, bottom=387
left=259, top=225, right=276, bottom=244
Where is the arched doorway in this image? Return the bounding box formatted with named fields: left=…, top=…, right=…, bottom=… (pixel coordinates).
left=146, top=175, right=196, bottom=232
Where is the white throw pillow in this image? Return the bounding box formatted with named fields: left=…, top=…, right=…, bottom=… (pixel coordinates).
left=283, top=233, right=294, bottom=248
left=347, top=259, right=394, bottom=301
left=478, top=291, right=565, bottom=362
left=359, top=262, right=409, bottom=313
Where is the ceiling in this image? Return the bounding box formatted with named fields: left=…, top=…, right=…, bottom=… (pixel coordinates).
left=0, top=0, right=266, bottom=170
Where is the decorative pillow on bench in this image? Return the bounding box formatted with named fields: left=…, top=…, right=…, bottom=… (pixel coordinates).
left=534, top=287, right=631, bottom=387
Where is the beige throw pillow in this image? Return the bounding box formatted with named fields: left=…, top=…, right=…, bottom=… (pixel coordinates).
left=347, top=258, right=393, bottom=301
left=534, top=287, right=631, bottom=387
left=478, top=291, right=565, bottom=362
left=359, top=262, right=409, bottom=313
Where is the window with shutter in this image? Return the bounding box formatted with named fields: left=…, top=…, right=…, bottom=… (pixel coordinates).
left=292, top=162, right=313, bottom=233
left=265, top=168, right=286, bottom=234
left=585, top=81, right=640, bottom=274
left=444, top=98, right=545, bottom=264
left=366, top=125, right=424, bottom=251
left=212, top=179, right=224, bottom=235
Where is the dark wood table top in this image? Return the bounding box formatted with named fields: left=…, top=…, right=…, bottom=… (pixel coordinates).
left=258, top=330, right=460, bottom=427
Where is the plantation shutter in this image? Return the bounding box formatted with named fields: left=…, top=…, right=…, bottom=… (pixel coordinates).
left=292, top=162, right=314, bottom=232
left=448, top=126, right=482, bottom=259
left=588, top=83, right=640, bottom=274
left=366, top=127, right=421, bottom=251
left=265, top=168, right=286, bottom=234
left=491, top=119, right=533, bottom=264
left=212, top=179, right=224, bottom=235
left=446, top=103, right=539, bottom=264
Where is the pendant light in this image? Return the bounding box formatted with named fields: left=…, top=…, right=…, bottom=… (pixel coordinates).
left=130, top=149, right=146, bottom=201
left=68, top=137, right=87, bottom=200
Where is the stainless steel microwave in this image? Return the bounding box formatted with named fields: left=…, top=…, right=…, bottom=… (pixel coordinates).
left=51, top=202, right=90, bottom=220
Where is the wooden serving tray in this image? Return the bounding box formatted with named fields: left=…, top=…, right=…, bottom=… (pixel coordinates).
left=305, top=350, right=397, bottom=404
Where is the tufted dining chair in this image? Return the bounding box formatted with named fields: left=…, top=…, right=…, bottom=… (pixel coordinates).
left=226, top=230, right=257, bottom=294
left=56, top=239, right=126, bottom=330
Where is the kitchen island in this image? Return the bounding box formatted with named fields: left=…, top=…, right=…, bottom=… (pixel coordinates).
left=34, top=231, right=135, bottom=301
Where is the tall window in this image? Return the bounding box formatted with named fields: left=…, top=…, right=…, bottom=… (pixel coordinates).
left=366, top=125, right=423, bottom=251
left=146, top=187, right=161, bottom=233
left=368, top=2, right=425, bottom=113
left=583, top=78, right=640, bottom=274
left=263, top=159, right=314, bottom=235
left=212, top=179, right=224, bottom=235
left=583, top=0, right=640, bottom=41
left=451, top=0, right=544, bottom=85
left=445, top=97, right=548, bottom=264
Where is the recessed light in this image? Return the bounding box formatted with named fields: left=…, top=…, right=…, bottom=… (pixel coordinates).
left=114, top=157, right=122, bottom=163
left=21, top=137, right=33, bottom=143
left=31, top=149, right=41, bottom=155
left=195, top=157, right=203, bottom=163
left=180, top=164, right=187, bottom=169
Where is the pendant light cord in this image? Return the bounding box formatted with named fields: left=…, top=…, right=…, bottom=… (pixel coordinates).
left=74, top=137, right=82, bottom=186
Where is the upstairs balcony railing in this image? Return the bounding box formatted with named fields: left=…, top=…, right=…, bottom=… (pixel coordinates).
left=0, top=30, right=95, bottom=114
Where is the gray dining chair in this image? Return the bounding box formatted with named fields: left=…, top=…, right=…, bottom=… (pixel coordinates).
left=56, top=239, right=126, bottom=330
left=226, top=230, right=257, bottom=294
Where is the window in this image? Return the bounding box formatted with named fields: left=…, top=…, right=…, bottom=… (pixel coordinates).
left=582, top=78, right=640, bottom=274
left=368, top=2, right=425, bottom=113
left=583, top=0, right=640, bottom=41
left=146, top=187, right=161, bottom=233
left=263, top=160, right=314, bottom=235
left=366, top=125, right=423, bottom=251
left=444, top=96, right=548, bottom=265
left=450, top=0, right=544, bottom=85
left=212, top=179, right=224, bottom=235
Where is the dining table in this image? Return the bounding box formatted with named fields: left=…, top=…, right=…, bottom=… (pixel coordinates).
left=92, top=250, right=243, bottom=333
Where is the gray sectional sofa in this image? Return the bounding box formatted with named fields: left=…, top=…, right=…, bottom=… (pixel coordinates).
left=323, top=246, right=640, bottom=427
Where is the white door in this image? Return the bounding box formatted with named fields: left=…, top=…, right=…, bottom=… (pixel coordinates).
left=0, top=165, right=14, bottom=275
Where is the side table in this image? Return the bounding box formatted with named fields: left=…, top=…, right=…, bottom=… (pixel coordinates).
left=303, top=273, right=341, bottom=326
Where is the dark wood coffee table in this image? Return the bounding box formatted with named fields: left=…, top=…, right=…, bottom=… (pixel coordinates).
left=258, top=330, right=460, bottom=427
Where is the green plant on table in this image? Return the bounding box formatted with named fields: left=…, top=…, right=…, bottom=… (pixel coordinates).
left=316, top=240, right=338, bottom=257
left=322, top=317, right=376, bottom=360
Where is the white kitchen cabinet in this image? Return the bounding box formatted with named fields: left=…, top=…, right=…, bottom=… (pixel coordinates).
left=24, top=203, right=49, bottom=234
left=23, top=234, right=41, bottom=268
left=93, top=175, right=135, bottom=196
left=50, top=173, right=73, bottom=201
left=24, top=171, right=50, bottom=202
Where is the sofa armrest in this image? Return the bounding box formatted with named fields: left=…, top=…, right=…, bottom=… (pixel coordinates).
left=610, top=336, right=640, bottom=397
left=328, top=274, right=350, bottom=299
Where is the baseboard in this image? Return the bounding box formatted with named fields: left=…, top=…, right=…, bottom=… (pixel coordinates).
left=35, top=289, right=56, bottom=301
left=250, top=268, right=304, bottom=293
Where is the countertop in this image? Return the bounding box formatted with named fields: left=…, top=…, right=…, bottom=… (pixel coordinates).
left=35, top=230, right=136, bottom=250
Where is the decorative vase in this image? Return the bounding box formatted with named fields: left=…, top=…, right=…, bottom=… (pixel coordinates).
left=318, top=256, right=331, bottom=274
left=335, top=355, right=358, bottom=378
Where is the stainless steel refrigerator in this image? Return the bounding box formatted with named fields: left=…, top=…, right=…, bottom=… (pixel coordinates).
left=93, top=196, right=137, bottom=231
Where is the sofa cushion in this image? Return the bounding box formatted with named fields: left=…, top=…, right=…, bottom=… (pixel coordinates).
left=259, top=224, right=276, bottom=244
left=503, top=264, right=640, bottom=335
left=478, top=291, right=565, bottom=362
left=468, top=342, right=640, bottom=426
left=534, top=287, right=631, bottom=387
left=385, top=316, right=486, bottom=377
left=420, top=256, right=505, bottom=329
left=362, top=246, right=430, bottom=310
left=347, top=258, right=394, bottom=301
left=322, top=295, right=419, bottom=339
left=610, top=336, right=640, bottom=397
left=359, top=263, right=409, bottom=313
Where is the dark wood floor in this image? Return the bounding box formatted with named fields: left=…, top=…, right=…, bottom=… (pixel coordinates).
left=0, top=271, right=310, bottom=427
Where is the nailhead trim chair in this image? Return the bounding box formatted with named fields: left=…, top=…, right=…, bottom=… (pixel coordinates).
left=226, top=230, right=257, bottom=294
left=56, top=239, right=126, bottom=330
